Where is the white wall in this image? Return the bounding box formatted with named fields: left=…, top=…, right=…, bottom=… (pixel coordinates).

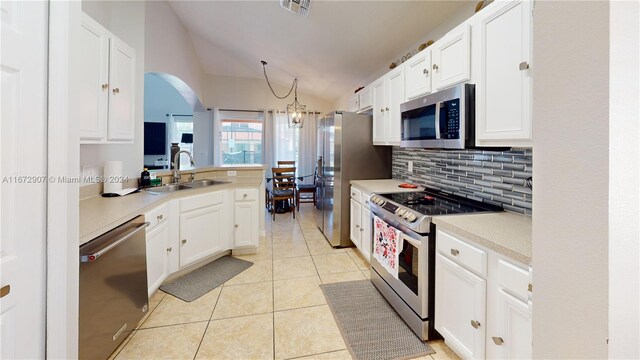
left=80, top=1, right=145, bottom=180
left=609, top=1, right=640, bottom=358
left=144, top=1, right=205, bottom=100
left=333, top=1, right=478, bottom=109
left=532, top=1, right=609, bottom=358
left=203, top=74, right=333, bottom=113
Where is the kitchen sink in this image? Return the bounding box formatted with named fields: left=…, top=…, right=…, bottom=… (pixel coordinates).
left=145, top=179, right=229, bottom=193
left=183, top=179, right=229, bottom=188
left=146, top=184, right=191, bottom=193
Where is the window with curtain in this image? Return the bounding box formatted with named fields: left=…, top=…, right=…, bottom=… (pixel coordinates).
left=270, top=111, right=318, bottom=184
left=273, top=111, right=300, bottom=166
left=218, top=110, right=264, bottom=165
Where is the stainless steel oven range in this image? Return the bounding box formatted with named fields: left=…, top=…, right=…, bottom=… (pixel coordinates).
left=368, top=188, right=502, bottom=340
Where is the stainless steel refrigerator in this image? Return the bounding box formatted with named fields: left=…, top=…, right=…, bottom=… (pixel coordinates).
left=316, top=111, right=392, bottom=247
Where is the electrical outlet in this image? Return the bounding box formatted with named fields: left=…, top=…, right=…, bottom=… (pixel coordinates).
left=227, top=171, right=237, bottom=177
left=408, top=161, right=413, bottom=173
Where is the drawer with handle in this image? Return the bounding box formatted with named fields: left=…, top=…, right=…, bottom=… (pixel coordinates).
left=437, top=229, right=487, bottom=277
left=235, top=188, right=258, bottom=202
left=145, top=203, right=169, bottom=230
left=350, top=187, right=362, bottom=203
left=497, top=258, right=530, bottom=302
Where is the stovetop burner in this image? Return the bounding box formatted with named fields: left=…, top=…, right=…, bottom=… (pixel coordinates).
left=403, top=195, right=436, bottom=206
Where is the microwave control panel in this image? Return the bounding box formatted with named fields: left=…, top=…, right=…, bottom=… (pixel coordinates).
left=442, top=98, right=460, bottom=139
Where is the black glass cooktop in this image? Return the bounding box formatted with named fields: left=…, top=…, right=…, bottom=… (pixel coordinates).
left=378, top=188, right=503, bottom=216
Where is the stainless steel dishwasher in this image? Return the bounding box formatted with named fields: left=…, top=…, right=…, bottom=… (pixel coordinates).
left=79, top=215, right=149, bottom=360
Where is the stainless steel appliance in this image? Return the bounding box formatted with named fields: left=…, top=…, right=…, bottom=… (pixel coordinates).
left=316, top=111, right=392, bottom=247
left=400, top=83, right=475, bottom=149
left=79, top=216, right=150, bottom=360
left=369, top=189, right=502, bottom=340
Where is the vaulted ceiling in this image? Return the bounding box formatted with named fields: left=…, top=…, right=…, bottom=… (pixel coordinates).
left=168, top=1, right=470, bottom=102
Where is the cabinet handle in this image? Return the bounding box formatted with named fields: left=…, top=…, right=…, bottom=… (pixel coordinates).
left=423, top=69, right=429, bottom=75
left=360, top=228, right=364, bottom=232
left=243, top=194, right=247, bottom=198
left=356, top=225, right=360, bottom=228
left=385, top=107, right=389, bottom=111
left=432, top=64, right=439, bottom=71
left=0, top=285, right=10, bottom=298
left=450, top=248, right=460, bottom=256
left=157, top=214, right=163, bottom=221
left=101, top=83, right=109, bottom=90
left=528, top=283, right=533, bottom=292
left=519, top=61, right=530, bottom=71
left=112, top=87, right=120, bottom=94
left=166, top=247, right=172, bottom=253
left=492, top=336, right=504, bottom=345
left=470, top=320, right=481, bottom=329
left=380, top=108, right=384, bottom=113
left=181, top=239, right=187, bottom=244
left=234, top=224, right=239, bottom=228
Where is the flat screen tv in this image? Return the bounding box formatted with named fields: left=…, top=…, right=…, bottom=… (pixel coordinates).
left=144, top=122, right=167, bottom=155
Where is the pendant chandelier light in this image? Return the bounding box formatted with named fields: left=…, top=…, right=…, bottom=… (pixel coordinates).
left=261, top=60, right=306, bottom=128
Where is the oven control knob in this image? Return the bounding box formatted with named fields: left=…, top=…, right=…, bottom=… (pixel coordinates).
left=397, top=209, right=404, bottom=215
left=403, top=212, right=411, bottom=219
left=407, top=213, right=417, bottom=222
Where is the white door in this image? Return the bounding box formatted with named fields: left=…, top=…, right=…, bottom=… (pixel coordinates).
left=371, top=77, right=387, bottom=145
left=78, top=13, right=109, bottom=142
left=474, top=0, right=532, bottom=146
left=360, top=207, right=372, bottom=261
left=146, top=222, right=170, bottom=297
left=492, top=288, right=532, bottom=359
left=349, top=199, right=362, bottom=248
left=234, top=201, right=259, bottom=248
left=387, top=66, right=405, bottom=145
left=435, top=253, right=486, bottom=360
left=1, top=1, right=48, bottom=358
left=179, top=204, right=224, bottom=268
left=433, top=23, right=471, bottom=90
left=107, top=36, right=135, bottom=141
left=405, top=49, right=432, bottom=99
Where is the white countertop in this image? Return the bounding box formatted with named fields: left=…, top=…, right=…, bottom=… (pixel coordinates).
left=349, top=179, right=422, bottom=194
left=433, top=212, right=532, bottom=265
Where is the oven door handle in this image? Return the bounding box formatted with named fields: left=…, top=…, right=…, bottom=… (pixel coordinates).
left=401, top=233, right=422, bottom=250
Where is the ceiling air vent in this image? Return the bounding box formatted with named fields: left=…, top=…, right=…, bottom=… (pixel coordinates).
left=280, top=0, right=311, bottom=17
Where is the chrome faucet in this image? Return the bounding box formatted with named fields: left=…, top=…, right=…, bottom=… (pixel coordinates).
left=173, top=150, right=195, bottom=183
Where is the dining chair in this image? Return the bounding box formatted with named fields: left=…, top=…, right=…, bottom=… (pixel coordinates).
left=270, top=166, right=296, bottom=220
left=277, top=160, right=296, bottom=167
left=296, top=166, right=317, bottom=210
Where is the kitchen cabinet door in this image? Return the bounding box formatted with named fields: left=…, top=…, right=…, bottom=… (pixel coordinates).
left=350, top=198, right=362, bottom=248
left=179, top=203, right=225, bottom=268
left=234, top=200, right=259, bottom=248
left=360, top=206, right=372, bottom=261
left=78, top=13, right=109, bottom=142
left=107, top=36, right=136, bottom=142
left=473, top=0, right=532, bottom=147
left=435, top=253, right=486, bottom=360
left=358, top=86, right=373, bottom=112
left=372, top=77, right=387, bottom=145
left=490, top=288, right=532, bottom=359
left=348, top=93, right=359, bottom=112
left=432, top=22, right=471, bottom=91
left=387, top=66, right=405, bottom=146
left=405, top=49, right=432, bottom=100
left=146, top=221, right=170, bottom=297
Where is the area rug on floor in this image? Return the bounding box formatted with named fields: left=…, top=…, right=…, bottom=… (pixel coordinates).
left=160, top=256, right=253, bottom=302
left=320, top=280, right=434, bottom=360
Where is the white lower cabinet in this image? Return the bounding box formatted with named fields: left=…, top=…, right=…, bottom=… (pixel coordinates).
left=435, top=253, right=487, bottom=360
left=360, top=206, right=372, bottom=260
left=436, top=228, right=532, bottom=360
left=234, top=189, right=259, bottom=248
left=350, top=198, right=362, bottom=248
left=145, top=220, right=170, bottom=297
left=179, top=191, right=227, bottom=268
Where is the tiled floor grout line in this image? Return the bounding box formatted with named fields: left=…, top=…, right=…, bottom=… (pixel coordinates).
left=270, top=218, right=277, bottom=360
left=191, top=283, right=225, bottom=360
left=284, top=348, right=349, bottom=360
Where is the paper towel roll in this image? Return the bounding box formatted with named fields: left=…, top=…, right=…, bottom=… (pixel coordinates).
left=103, top=161, right=123, bottom=194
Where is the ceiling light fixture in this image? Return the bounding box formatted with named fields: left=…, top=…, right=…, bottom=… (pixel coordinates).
left=261, top=60, right=306, bottom=128
left=280, top=0, right=311, bottom=17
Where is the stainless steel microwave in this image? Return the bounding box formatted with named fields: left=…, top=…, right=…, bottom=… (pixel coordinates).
left=400, top=83, right=475, bottom=149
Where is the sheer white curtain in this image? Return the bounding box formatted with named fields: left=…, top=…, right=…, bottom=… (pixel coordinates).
left=264, top=110, right=318, bottom=184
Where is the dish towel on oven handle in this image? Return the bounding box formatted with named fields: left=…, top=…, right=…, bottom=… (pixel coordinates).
left=373, top=215, right=403, bottom=279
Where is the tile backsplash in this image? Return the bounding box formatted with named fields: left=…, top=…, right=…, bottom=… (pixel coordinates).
left=392, top=148, right=533, bottom=215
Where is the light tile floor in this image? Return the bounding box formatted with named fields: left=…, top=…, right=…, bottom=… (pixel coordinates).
left=111, top=206, right=460, bottom=360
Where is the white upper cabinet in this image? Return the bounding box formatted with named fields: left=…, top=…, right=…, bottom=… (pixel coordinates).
left=107, top=37, right=136, bottom=142
left=432, top=22, right=471, bottom=91
left=78, top=14, right=109, bottom=141
left=372, top=66, right=404, bottom=146
left=358, top=86, right=373, bottom=112
left=79, top=12, right=136, bottom=144
left=405, top=49, right=433, bottom=100
left=473, top=0, right=532, bottom=147
left=348, top=93, right=359, bottom=112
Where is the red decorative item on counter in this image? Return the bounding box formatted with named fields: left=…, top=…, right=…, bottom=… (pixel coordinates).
left=398, top=183, right=418, bottom=189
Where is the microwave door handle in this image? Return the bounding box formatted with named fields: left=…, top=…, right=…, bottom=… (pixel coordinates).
left=434, top=101, right=441, bottom=139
